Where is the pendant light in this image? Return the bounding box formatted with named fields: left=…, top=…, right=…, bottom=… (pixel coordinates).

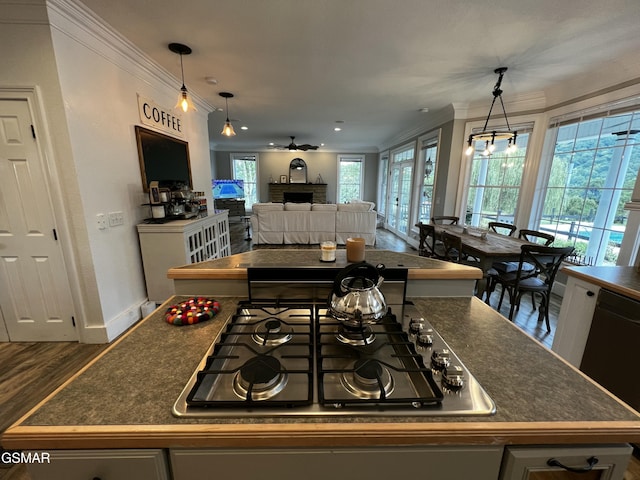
left=219, top=92, right=236, bottom=136
left=168, top=43, right=196, bottom=113
left=465, top=67, right=517, bottom=157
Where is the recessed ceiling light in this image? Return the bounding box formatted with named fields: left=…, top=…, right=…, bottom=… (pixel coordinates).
left=419, top=107, right=429, bottom=113
left=334, top=127, right=342, bottom=132
left=269, top=142, right=275, bottom=146
left=240, top=126, right=248, bottom=130
left=205, top=77, right=218, bottom=85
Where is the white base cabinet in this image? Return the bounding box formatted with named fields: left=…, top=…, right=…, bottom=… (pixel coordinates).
left=137, top=212, right=230, bottom=302
left=27, top=449, right=169, bottom=480
left=551, top=276, right=600, bottom=367
left=170, top=446, right=503, bottom=480
left=499, top=444, right=632, bottom=480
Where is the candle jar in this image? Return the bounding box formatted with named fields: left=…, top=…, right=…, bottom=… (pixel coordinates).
left=346, top=237, right=366, bottom=263
left=320, top=241, right=336, bottom=262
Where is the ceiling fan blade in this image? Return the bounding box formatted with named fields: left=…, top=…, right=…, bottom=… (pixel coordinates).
left=299, top=144, right=318, bottom=151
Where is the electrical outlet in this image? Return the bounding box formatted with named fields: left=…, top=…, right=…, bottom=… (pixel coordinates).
left=96, top=213, right=107, bottom=230
left=108, top=211, right=124, bottom=226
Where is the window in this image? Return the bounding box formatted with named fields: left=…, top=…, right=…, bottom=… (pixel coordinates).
left=231, top=153, right=258, bottom=207
left=465, top=129, right=530, bottom=227
left=417, top=137, right=438, bottom=224
left=337, top=155, right=364, bottom=203
left=539, top=110, right=640, bottom=265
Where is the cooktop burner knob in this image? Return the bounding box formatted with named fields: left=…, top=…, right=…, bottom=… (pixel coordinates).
left=416, top=329, right=434, bottom=347
left=430, top=349, right=450, bottom=371
left=409, top=318, right=425, bottom=335
left=443, top=365, right=465, bottom=390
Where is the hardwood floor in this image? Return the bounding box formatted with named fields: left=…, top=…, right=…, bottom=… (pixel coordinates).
left=0, top=342, right=107, bottom=479
left=0, top=224, right=637, bottom=479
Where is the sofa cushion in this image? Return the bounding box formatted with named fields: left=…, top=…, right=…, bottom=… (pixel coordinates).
left=351, top=199, right=376, bottom=210
left=337, top=202, right=374, bottom=212
left=284, top=202, right=311, bottom=211
left=252, top=202, right=284, bottom=213
left=283, top=211, right=310, bottom=244
left=311, top=204, right=337, bottom=211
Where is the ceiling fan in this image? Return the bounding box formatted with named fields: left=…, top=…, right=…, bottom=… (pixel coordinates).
left=271, top=136, right=319, bottom=151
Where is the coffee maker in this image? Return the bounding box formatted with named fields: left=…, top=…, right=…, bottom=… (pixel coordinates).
left=148, top=180, right=200, bottom=220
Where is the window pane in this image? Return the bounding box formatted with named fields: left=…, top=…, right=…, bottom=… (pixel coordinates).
left=338, top=156, right=364, bottom=203
left=465, top=133, right=529, bottom=227
left=539, top=111, right=640, bottom=265
left=232, top=155, right=258, bottom=207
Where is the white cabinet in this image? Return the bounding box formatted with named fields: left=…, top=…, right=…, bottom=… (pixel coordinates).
left=551, top=276, right=600, bottom=367
left=499, top=444, right=632, bottom=479
left=27, top=449, right=169, bottom=480
left=170, top=446, right=503, bottom=480
left=137, top=212, right=230, bottom=302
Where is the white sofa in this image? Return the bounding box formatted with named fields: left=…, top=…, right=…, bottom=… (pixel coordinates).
left=250, top=202, right=377, bottom=245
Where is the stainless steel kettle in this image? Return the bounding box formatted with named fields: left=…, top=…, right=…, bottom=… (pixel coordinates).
left=328, top=262, right=386, bottom=327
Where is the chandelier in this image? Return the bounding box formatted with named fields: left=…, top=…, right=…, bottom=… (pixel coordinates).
left=465, top=67, right=517, bottom=157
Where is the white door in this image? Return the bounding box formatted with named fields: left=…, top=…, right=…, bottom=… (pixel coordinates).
left=386, top=163, right=413, bottom=238
left=0, top=98, right=77, bottom=341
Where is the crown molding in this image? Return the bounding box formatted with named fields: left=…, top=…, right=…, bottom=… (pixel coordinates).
left=45, top=0, right=214, bottom=112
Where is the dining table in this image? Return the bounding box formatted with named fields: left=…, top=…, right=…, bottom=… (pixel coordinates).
left=430, top=224, right=532, bottom=298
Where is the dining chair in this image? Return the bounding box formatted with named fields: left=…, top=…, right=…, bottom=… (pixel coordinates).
left=518, top=229, right=555, bottom=246
left=416, top=223, right=446, bottom=259
left=488, top=221, right=517, bottom=237
left=431, top=215, right=459, bottom=225
left=494, top=245, right=575, bottom=332
left=440, top=231, right=463, bottom=262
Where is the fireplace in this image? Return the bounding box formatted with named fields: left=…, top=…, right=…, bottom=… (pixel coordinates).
left=283, top=192, right=314, bottom=203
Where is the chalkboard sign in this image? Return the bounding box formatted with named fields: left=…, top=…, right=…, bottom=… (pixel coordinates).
left=135, top=125, right=192, bottom=192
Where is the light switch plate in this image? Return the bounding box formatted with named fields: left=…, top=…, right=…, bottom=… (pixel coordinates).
left=108, top=211, right=124, bottom=226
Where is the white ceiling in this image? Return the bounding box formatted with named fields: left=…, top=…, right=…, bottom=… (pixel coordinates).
left=77, top=0, right=640, bottom=152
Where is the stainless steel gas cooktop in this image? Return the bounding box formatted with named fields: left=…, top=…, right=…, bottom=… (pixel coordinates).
left=172, top=301, right=495, bottom=418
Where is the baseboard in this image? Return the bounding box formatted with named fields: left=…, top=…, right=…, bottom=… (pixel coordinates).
left=81, top=300, right=148, bottom=343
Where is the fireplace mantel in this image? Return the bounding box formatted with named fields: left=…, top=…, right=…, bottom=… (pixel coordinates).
left=269, top=183, right=327, bottom=203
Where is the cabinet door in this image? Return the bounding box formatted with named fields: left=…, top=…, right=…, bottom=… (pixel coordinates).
left=171, top=446, right=502, bottom=480
left=216, top=215, right=230, bottom=257
left=552, top=277, right=600, bottom=367
left=499, top=445, right=632, bottom=480
left=27, top=449, right=169, bottom=480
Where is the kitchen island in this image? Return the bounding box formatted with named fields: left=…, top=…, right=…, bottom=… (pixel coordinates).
left=3, top=289, right=640, bottom=478
left=167, top=249, right=484, bottom=298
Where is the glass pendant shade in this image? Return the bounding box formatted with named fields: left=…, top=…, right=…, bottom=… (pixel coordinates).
left=219, top=92, right=236, bottom=136
left=221, top=120, right=236, bottom=136
left=176, top=86, right=195, bottom=113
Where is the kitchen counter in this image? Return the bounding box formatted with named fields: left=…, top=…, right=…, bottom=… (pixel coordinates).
left=562, top=265, right=640, bottom=301
left=168, top=249, right=483, bottom=298
left=3, top=295, right=640, bottom=450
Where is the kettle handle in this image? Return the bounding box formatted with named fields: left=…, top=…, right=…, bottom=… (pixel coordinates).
left=332, top=262, right=384, bottom=297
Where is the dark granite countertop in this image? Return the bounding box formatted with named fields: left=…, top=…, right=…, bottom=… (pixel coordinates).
left=167, top=250, right=482, bottom=280
left=563, top=266, right=640, bottom=301
left=3, top=296, right=640, bottom=450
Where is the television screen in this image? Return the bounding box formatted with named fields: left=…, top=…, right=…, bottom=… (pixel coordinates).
left=212, top=179, right=245, bottom=199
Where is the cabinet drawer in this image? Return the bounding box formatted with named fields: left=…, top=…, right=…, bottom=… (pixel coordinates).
left=27, top=449, right=169, bottom=480
left=171, top=446, right=502, bottom=480
left=499, top=444, right=632, bottom=480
